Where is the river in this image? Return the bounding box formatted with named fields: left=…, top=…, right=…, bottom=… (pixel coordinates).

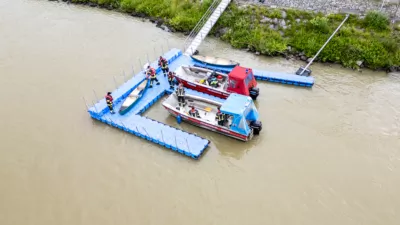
left=1, top=0, right=399, bottom=224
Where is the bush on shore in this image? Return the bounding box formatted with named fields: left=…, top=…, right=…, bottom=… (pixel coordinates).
left=65, top=0, right=400, bottom=71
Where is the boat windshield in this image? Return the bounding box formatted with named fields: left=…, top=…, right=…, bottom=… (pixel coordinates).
left=237, top=116, right=246, bottom=130
left=228, top=79, right=237, bottom=89
left=244, top=72, right=254, bottom=87
left=244, top=101, right=258, bottom=121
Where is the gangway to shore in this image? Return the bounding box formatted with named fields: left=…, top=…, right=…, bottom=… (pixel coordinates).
left=183, top=0, right=231, bottom=56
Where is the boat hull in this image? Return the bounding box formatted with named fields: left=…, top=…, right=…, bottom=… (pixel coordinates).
left=163, top=106, right=250, bottom=142
left=174, top=77, right=230, bottom=99
left=190, top=55, right=239, bottom=68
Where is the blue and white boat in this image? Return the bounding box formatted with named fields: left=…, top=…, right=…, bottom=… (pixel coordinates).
left=162, top=93, right=262, bottom=141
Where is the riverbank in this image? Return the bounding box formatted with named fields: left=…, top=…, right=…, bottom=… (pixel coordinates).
left=238, top=0, right=400, bottom=18
left=56, top=0, right=400, bottom=72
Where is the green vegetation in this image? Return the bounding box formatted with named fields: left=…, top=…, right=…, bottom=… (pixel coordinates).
left=219, top=5, right=400, bottom=70
left=71, top=0, right=214, bottom=31
left=67, top=0, right=400, bottom=71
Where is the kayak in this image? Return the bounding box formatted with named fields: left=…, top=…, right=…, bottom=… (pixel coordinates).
left=190, top=55, right=239, bottom=68
left=119, top=79, right=149, bottom=115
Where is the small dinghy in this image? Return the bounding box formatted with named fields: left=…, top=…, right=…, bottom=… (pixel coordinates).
left=119, top=79, right=149, bottom=115
left=191, top=55, right=239, bottom=68
left=162, top=93, right=262, bottom=141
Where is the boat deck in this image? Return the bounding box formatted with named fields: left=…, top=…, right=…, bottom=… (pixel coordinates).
left=175, top=66, right=228, bottom=91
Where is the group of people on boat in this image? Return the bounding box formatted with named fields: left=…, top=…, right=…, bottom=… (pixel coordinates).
left=187, top=105, right=225, bottom=126
left=175, top=83, right=226, bottom=126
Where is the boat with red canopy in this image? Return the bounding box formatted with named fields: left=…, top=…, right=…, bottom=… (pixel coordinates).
left=174, top=65, right=260, bottom=100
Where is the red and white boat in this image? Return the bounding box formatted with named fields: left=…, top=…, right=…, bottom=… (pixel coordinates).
left=162, top=92, right=262, bottom=141
left=174, top=65, right=260, bottom=100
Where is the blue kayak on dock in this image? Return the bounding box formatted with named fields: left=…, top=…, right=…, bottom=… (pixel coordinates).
left=119, top=78, right=149, bottom=115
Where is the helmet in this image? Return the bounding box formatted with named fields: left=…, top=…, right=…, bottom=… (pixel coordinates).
left=147, top=65, right=150, bottom=68
left=107, top=92, right=112, bottom=95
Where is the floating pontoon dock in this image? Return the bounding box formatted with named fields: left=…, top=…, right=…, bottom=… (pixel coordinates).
left=87, top=48, right=315, bottom=159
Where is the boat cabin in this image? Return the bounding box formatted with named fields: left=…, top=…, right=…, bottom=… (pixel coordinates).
left=219, top=93, right=261, bottom=136
left=226, top=66, right=258, bottom=99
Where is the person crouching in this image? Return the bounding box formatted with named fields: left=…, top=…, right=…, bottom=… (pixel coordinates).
left=146, top=65, right=160, bottom=88
left=189, top=106, right=200, bottom=118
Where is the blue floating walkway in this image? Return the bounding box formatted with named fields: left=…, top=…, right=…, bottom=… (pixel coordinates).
left=191, top=62, right=314, bottom=87
left=88, top=48, right=219, bottom=159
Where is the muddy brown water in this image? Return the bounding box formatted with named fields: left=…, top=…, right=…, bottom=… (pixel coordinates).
left=1, top=1, right=400, bottom=225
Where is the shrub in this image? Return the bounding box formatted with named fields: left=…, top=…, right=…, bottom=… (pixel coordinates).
left=364, top=11, right=390, bottom=32
left=309, top=16, right=330, bottom=34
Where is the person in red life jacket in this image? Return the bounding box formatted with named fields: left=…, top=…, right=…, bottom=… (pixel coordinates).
left=146, top=65, right=160, bottom=88
left=189, top=106, right=200, bottom=118
left=215, top=107, right=225, bottom=126
left=176, top=83, right=185, bottom=108
left=105, top=92, right=115, bottom=114
left=167, top=71, right=175, bottom=90
left=158, top=56, right=169, bottom=77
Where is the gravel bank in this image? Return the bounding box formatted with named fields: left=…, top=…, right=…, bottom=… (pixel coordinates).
left=236, top=0, right=400, bottom=18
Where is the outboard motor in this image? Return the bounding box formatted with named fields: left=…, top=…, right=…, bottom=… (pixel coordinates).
left=249, top=120, right=262, bottom=135
left=249, top=86, right=260, bottom=100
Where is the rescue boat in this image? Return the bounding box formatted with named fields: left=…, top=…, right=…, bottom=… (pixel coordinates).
left=191, top=55, right=239, bottom=68
left=162, top=93, right=262, bottom=141
left=119, top=78, right=149, bottom=115
left=173, top=65, right=260, bottom=100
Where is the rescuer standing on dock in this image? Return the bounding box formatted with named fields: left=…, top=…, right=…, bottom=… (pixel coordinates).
left=158, top=56, right=169, bottom=77
left=216, top=107, right=225, bottom=126
left=105, top=92, right=115, bottom=114
left=146, top=65, right=160, bottom=88
left=176, top=83, right=185, bottom=108
left=167, top=71, right=175, bottom=89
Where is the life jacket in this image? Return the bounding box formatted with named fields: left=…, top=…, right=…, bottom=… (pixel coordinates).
left=216, top=111, right=224, bottom=121
left=190, top=109, right=198, bottom=116
left=176, top=87, right=185, bottom=96
left=147, top=68, right=156, bottom=78
left=210, top=80, right=218, bottom=86
left=168, top=73, right=174, bottom=81
left=161, top=60, right=168, bottom=69
left=105, top=95, right=113, bottom=104
left=159, top=58, right=168, bottom=67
